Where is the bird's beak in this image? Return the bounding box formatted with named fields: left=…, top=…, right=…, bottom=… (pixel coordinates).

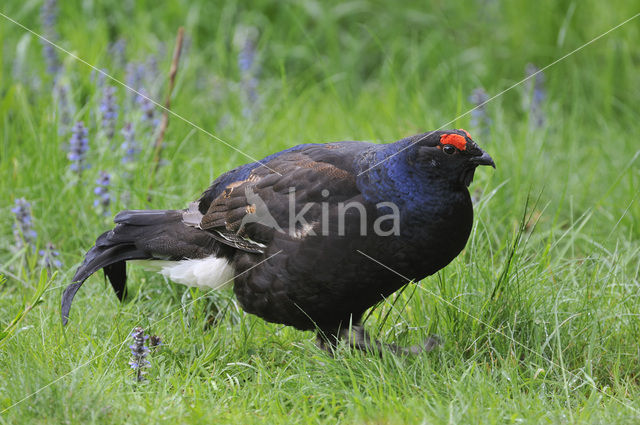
left=470, top=151, right=496, bottom=168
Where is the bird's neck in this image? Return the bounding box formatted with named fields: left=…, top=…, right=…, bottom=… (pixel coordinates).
left=354, top=141, right=473, bottom=241
left=355, top=141, right=461, bottom=207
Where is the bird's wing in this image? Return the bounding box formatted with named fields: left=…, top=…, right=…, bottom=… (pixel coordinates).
left=194, top=142, right=372, bottom=253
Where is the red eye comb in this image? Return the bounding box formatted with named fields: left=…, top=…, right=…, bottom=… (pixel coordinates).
left=439, top=133, right=467, bottom=151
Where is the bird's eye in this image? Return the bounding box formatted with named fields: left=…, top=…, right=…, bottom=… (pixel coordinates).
left=442, top=145, right=457, bottom=155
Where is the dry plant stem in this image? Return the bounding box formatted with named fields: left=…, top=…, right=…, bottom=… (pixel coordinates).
left=148, top=26, right=185, bottom=202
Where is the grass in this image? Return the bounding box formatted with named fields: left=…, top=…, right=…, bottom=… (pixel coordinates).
left=1, top=0, right=639, bottom=423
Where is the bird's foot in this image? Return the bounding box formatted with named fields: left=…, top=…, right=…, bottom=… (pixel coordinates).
left=391, top=334, right=442, bottom=355
left=316, top=325, right=442, bottom=356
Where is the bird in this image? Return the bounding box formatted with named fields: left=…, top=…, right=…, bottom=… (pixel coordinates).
left=61, top=129, right=495, bottom=354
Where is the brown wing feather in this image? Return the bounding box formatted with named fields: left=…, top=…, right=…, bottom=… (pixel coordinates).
left=198, top=145, right=361, bottom=253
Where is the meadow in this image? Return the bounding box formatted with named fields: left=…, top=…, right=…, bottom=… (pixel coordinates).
left=1, top=0, right=639, bottom=423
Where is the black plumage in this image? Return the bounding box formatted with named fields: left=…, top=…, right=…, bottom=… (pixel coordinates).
left=62, top=130, right=494, bottom=354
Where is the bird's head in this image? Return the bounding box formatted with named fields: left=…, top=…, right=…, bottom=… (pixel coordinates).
left=406, top=129, right=495, bottom=188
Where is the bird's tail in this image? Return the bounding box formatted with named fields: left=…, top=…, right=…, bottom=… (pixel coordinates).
left=61, top=209, right=220, bottom=325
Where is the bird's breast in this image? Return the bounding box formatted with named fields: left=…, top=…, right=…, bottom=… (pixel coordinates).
left=391, top=191, right=474, bottom=277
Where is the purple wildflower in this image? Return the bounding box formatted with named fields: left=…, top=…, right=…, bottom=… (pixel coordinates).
left=136, top=90, right=159, bottom=129
left=39, top=0, right=61, bottom=76
left=125, top=50, right=162, bottom=103
left=93, top=171, right=112, bottom=215
left=100, top=86, right=119, bottom=140
left=39, top=242, right=62, bottom=269
left=469, top=87, right=491, bottom=137
left=11, top=198, right=37, bottom=250
left=68, top=122, right=89, bottom=174
left=524, top=63, right=546, bottom=128
left=129, top=327, right=150, bottom=382
left=125, top=64, right=160, bottom=131
left=125, top=62, right=146, bottom=104
left=238, top=38, right=256, bottom=74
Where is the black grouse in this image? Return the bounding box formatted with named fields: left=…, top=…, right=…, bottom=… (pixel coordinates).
left=62, top=130, right=494, bottom=354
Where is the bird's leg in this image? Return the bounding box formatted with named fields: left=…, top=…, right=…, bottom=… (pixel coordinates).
left=341, top=325, right=442, bottom=355
left=316, top=325, right=441, bottom=356
left=315, top=332, right=336, bottom=355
